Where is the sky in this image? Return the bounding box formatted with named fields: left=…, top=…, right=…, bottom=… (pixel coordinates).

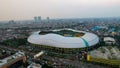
left=0, top=0, right=120, bottom=20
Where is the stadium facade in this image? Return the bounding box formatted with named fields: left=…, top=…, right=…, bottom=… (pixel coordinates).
left=28, top=29, right=99, bottom=53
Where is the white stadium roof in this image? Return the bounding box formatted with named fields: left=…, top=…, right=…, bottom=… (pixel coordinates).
left=28, top=29, right=99, bottom=48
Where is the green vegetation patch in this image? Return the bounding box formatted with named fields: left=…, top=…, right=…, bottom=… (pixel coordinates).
left=89, top=57, right=120, bottom=68
left=39, top=30, right=85, bottom=37
left=2, top=38, right=27, bottom=47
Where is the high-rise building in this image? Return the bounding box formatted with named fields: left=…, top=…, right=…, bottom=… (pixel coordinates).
left=46, top=17, right=50, bottom=23
left=38, top=16, right=41, bottom=22
left=34, top=16, right=41, bottom=23
left=34, top=17, right=37, bottom=22
left=8, top=20, right=15, bottom=24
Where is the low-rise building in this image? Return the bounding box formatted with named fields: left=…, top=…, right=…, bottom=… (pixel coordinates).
left=27, top=63, right=42, bottom=68
left=104, top=37, right=116, bottom=45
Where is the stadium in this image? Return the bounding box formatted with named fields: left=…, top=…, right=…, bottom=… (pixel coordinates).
left=28, top=29, right=99, bottom=53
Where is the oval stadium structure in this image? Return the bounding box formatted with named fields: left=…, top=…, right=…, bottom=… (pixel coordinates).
left=28, top=29, right=99, bottom=48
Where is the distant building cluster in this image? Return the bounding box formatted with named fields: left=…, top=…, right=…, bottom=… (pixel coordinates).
left=34, top=16, right=41, bottom=23
left=34, top=16, right=50, bottom=23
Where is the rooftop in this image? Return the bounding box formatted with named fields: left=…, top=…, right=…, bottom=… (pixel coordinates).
left=27, top=63, right=42, bottom=68
left=0, top=51, right=25, bottom=67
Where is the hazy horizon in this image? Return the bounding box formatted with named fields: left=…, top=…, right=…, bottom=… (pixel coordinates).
left=0, top=0, right=120, bottom=21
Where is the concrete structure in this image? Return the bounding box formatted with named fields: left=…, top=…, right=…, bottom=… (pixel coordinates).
left=104, top=37, right=116, bottom=45
left=28, top=29, right=99, bottom=48
left=0, top=51, right=26, bottom=68
left=8, top=20, right=15, bottom=24
left=38, top=16, right=41, bottom=20
left=34, top=16, right=41, bottom=23
left=34, top=51, right=44, bottom=59
left=46, top=17, right=50, bottom=23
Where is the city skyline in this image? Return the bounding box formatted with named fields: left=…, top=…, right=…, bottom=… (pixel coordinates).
left=0, top=0, right=120, bottom=21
